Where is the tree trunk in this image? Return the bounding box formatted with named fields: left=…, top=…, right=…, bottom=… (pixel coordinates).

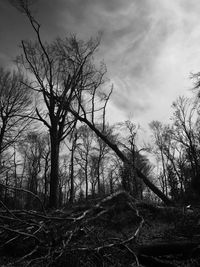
left=4, top=172, right=9, bottom=204
left=97, top=156, right=101, bottom=195
left=109, top=171, right=114, bottom=194
left=13, top=145, right=18, bottom=209
left=49, top=135, right=60, bottom=208
left=85, top=161, right=88, bottom=200
left=69, top=133, right=77, bottom=203
left=44, top=163, right=48, bottom=206
left=69, top=145, right=75, bottom=203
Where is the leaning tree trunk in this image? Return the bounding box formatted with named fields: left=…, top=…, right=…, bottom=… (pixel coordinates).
left=69, top=109, right=174, bottom=206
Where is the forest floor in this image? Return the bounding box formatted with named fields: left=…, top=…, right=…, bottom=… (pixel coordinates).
left=0, top=192, right=200, bottom=266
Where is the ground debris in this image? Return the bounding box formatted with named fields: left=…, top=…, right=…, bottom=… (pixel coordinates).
left=0, top=192, right=200, bottom=266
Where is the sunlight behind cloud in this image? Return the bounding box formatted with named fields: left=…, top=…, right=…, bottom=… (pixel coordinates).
left=1, top=0, right=200, bottom=128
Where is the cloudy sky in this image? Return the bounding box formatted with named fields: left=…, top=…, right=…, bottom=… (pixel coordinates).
left=1, top=0, right=200, bottom=137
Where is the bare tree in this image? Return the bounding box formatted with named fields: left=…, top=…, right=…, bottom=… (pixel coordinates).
left=12, top=2, right=106, bottom=207
left=171, top=96, right=200, bottom=197
left=18, top=131, right=50, bottom=207
left=0, top=67, right=32, bottom=167
left=94, top=125, right=112, bottom=196
left=149, top=121, right=169, bottom=196
left=76, top=125, right=94, bottom=200
left=149, top=96, right=200, bottom=201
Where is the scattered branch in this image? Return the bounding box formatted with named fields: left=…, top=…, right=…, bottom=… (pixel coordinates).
left=0, top=183, right=46, bottom=215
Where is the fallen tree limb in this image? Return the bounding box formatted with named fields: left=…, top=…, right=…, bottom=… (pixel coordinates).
left=0, top=183, right=46, bottom=215
left=0, top=225, right=40, bottom=243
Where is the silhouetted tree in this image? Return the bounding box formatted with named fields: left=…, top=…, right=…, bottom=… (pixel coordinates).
left=13, top=2, right=106, bottom=207
left=76, top=125, right=94, bottom=200
left=149, top=96, right=200, bottom=202
left=0, top=67, right=32, bottom=165
left=171, top=96, right=200, bottom=197
left=18, top=131, right=50, bottom=207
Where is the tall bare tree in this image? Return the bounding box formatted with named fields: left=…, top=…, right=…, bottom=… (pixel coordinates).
left=76, top=125, right=94, bottom=200
left=13, top=2, right=106, bottom=207
left=171, top=96, right=200, bottom=197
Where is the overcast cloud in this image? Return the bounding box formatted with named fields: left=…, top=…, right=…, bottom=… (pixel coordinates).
left=1, top=0, right=200, bottom=134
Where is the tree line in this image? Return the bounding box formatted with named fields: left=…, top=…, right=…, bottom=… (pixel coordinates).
left=150, top=96, right=200, bottom=203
